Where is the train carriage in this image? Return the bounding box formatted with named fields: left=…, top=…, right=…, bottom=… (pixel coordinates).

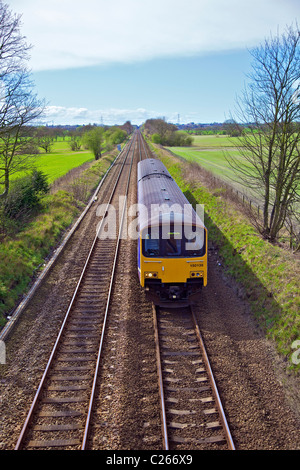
left=137, top=158, right=207, bottom=307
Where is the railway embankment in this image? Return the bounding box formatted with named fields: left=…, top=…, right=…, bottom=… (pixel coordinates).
left=0, top=151, right=118, bottom=330
left=150, top=143, right=300, bottom=376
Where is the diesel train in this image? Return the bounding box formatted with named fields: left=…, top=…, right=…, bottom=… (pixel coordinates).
left=137, top=158, right=207, bottom=307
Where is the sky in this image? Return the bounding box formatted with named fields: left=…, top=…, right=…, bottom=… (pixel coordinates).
left=8, top=0, right=300, bottom=126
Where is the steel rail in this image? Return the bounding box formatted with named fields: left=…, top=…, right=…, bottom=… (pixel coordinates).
left=153, top=303, right=235, bottom=450
left=137, top=130, right=143, bottom=161
left=14, top=134, right=136, bottom=451
left=81, top=131, right=136, bottom=449
left=0, top=145, right=125, bottom=344
left=140, top=131, right=150, bottom=160
left=191, top=308, right=236, bottom=450
left=152, top=305, right=169, bottom=450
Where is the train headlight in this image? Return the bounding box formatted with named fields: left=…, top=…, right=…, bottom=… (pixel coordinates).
left=190, top=271, right=203, bottom=278
left=145, top=272, right=158, bottom=279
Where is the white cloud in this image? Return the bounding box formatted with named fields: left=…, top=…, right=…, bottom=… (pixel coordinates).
left=40, top=105, right=225, bottom=125
left=9, top=0, right=299, bottom=71
left=41, top=105, right=155, bottom=125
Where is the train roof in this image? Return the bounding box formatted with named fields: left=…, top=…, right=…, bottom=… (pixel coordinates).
left=137, top=158, right=172, bottom=182
left=137, top=159, right=205, bottom=231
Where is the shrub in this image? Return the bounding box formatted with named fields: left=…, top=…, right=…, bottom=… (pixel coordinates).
left=3, top=170, right=49, bottom=219
left=152, top=133, right=162, bottom=144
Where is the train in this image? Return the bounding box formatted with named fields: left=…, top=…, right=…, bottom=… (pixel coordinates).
left=137, top=158, right=207, bottom=307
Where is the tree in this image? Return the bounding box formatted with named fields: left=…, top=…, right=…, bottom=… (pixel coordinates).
left=0, top=1, right=45, bottom=199
left=83, top=127, right=104, bottom=160
left=36, top=127, right=54, bottom=153
left=168, top=130, right=193, bottom=146
left=0, top=0, right=31, bottom=76
left=69, top=134, right=82, bottom=151
left=145, top=118, right=192, bottom=146
left=227, top=24, right=300, bottom=241
left=223, top=119, right=244, bottom=137
left=145, top=118, right=177, bottom=144
left=0, top=70, right=45, bottom=197
left=151, top=133, right=162, bottom=144
left=107, top=127, right=127, bottom=145
left=120, top=121, right=134, bottom=134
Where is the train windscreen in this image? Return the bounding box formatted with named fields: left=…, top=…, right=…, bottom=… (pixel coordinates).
left=142, top=225, right=205, bottom=257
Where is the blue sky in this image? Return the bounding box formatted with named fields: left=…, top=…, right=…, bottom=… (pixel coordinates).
left=8, top=0, right=300, bottom=126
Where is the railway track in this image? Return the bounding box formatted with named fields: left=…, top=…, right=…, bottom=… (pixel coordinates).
left=153, top=305, right=235, bottom=450
left=139, top=130, right=151, bottom=160
left=14, top=133, right=141, bottom=450
left=14, top=131, right=234, bottom=451
left=0, top=140, right=126, bottom=344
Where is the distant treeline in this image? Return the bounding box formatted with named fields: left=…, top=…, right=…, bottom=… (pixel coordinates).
left=12, top=121, right=134, bottom=157
left=19, top=121, right=134, bottom=142
left=179, top=120, right=300, bottom=137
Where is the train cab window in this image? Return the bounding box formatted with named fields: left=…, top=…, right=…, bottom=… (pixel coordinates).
left=184, top=229, right=205, bottom=256
left=165, top=236, right=181, bottom=256
left=142, top=226, right=205, bottom=258
left=143, top=234, right=159, bottom=256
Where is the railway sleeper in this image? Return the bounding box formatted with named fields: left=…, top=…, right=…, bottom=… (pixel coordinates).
left=33, top=424, right=82, bottom=432
left=27, top=438, right=81, bottom=448
left=170, top=435, right=226, bottom=445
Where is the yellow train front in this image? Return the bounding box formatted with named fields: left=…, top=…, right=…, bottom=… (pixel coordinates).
left=137, top=158, right=207, bottom=307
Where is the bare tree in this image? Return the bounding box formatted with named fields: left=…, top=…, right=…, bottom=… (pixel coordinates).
left=0, top=0, right=31, bottom=75
left=35, top=126, right=55, bottom=153
left=0, top=1, right=45, bottom=199
left=227, top=24, right=300, bottom=241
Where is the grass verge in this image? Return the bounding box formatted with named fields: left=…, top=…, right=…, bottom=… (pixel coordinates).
left=0, top=153, right=116, bottom=328
left=151, top=143, right=300, bottom=373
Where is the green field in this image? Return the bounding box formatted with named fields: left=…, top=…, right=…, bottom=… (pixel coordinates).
left=167, top=135, right=245, bottom=186
left=168, top=135, right=240, bottom=175
left=189, top=134, right=240, bottom=148
left=33, top=151, right=94, bottom=183
left=11, top=140, right=95, bottom=184
left=167, top=135, right=262, bottom=203
left=167, top=147, right=236, bottom=180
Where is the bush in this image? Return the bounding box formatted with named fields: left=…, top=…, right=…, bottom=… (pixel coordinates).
left=168, top=131, right=193, bottom=146
left=152, top=133, right=162, bottom=144
left=152, top=130, right=193, bottom=146
left=3, top=170, right=49, bottom=219
left=69, top=136, right=82, bottom=151
left=0, top=189, right=80, bottom=320
left=108, top=128, right=127, bottom=145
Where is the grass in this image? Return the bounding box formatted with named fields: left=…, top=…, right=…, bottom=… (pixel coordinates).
left=150, top=142, right=300, bottom=373
left=190, top=134, right=240, bottom=147
left=0, top=191, right=80, bottom=324
left=167, top=147, right=235, bottom=180
left=0, top=152, right=117, bottom=328
left=32, top=151, right=94, bottom=184
left=167, top=135, right=263, bottom=202
left=167, top=135, right=241, bottom=186
left=11, top=140, right=95, bottom=184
